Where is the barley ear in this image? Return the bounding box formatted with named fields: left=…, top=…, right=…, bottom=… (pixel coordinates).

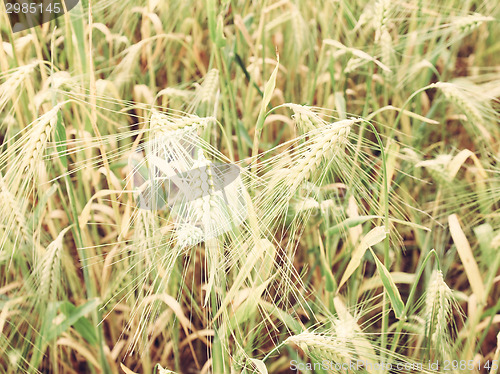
left=0, top=174, right=31, bottom=245
left=285, top=331, right=353, bottom=364
left=423, top=270, right=454, bottom=360
left=285, top=104, right=325, bottom=132
left=38, top=226, right=72, bottom=303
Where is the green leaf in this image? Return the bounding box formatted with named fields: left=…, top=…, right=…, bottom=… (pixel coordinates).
left=229, top=277, right=274, bottom=331
left=46, top=298, right=100, bottom=341
left=206, top=0, right=217, bottom=44
left=252, top=56, right=279, bottom=159
left=337, top=226, right=387, bottom=291
left=30, top=184, right=58, bottom=230
left=238, top=120, right=253, bottom=148
left=59, top=301, right=98, bottom=345
left=334, top=92, right=347, bottom=119
left=318, top=232, right=337, bottom=292
left=69, top=0, right=87, bottom=72
left=327, top=215, right=380, bottom=236
left=249, top=358, right=268, bottom=374
left=474, top=223, right=494, bottom=260
left=215, top=15, right=226, bottom=47
left=369, top=249, right=405, bottom=319
left=54, top=111, right=68, bottom=168
left=213, top=239, right=273, bottom=321
left=121, top=363, right=139, bottom=374
left=260, top=301, right=302, bottom=334
left=29, top=301, right=61, bottom=369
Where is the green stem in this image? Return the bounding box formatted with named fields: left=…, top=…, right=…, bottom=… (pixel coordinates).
left=361, top=119, right=390, bottom=362
left=390, top=249, right=440, bottom=354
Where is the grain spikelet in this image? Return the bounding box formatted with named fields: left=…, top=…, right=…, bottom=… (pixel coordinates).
left=284, top=104, right=325, bottom=132
left=144, top=117, right=246, bottom=245
left=24, top=109, right=59, bottom=173
left=288, top=5, right=309, bottom=60
left=0, top=104, right=63, bottom=215
left=0, top=174, right=31, bottom=246
left=188, top=68, right=219, bottom=115
left=324, top=40, right=390, bottom=73
left=150, top=110, right=215, bottom=134
left=380, top=29, right=394, bottom=79
left=38, top=227, right=72, bottom=302
left=33, top=71, right=74, bottom=108
left=286, top=326, right=431, bottom=373
left=433, top=81, right=494, bottom=142
left=373, top=0, right=395, bottom=80
left=287, top=120, right=352, bottom=191
left=285, top=331, right=354, bottom=363
left=0, top=62, right=38, bottom=118
left=424, top=270, right=454, bottom=360
left=451, top=13, right=494, bottom=35
left=258, top=119, right=355, bottom=230
left=110, top=41, right=143, bottom=86
left=373, top=0, right=391, bottom=43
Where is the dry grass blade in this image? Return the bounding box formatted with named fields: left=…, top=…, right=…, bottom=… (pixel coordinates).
left=448, top=214, right=486, bottom=302
left=338, top=226, right=387, bottom=291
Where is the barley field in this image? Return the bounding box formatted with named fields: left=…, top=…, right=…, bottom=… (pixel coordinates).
left=0, top=0, right=499, bottom=373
